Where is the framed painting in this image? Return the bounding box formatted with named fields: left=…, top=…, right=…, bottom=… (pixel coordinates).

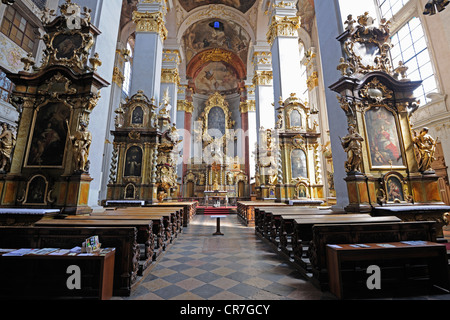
left=291, top=148, right=307, bottom=179
left=207, top=106, right=226, bottom=138
left=364, top=106, right=405, bottom=168
left=25, top=175, right=48, bottom=205
left=124, top=146, right=142, bottom=177
left=26, top=102, right=71, bottom=167
left=385, top=174, right=405, bottom=203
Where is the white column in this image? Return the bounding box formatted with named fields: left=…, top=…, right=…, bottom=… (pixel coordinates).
left=160, top=46, right=181, bottom=125
left=266, top=0, right=304, bottom=105
left=252, top=47, right=275, bottom=139
left=71, top=0, right=122, bottom=210
left=130, top=1, right=168, bottom=103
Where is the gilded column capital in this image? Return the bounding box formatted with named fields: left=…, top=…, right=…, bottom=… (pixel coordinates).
left=266, top=15, right=301, bottom=46
left=132, top=11, right=168, bottom=41
left=161, top=68, right=180, bottom=84
left=307, top=71, right=319, bottom=91
left=240, top=100, right=256, bottom=114
left=252, top=70, right=273, bottom=86
left=177, top=100, right=194, bottom=113
left=112, top=66, right=125, bottom=87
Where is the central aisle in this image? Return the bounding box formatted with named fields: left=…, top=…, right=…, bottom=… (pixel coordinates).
left=115, top=214, right=333, bottom=300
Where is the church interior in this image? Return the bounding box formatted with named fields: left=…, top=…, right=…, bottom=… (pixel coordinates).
left=0, top=0, right=450, bottom=302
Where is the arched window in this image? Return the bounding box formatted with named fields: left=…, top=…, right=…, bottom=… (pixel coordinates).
left=122, top=41, right=133, bottom=96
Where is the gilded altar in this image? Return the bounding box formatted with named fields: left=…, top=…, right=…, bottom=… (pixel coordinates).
left=0, top=1, right=108, bottom=214
left=106, top=90, right=179, bottom=203
left=330, top=12, right=450, bottom=237
left=255, top=93, right=324, bottom=204
left=182, top=92, right=248, bottom=200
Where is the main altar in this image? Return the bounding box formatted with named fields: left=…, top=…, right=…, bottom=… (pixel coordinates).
left=182, top=92, right=248, bottom=204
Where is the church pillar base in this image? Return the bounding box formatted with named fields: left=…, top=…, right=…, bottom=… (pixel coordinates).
left=59, top=173, right=93, bottom=216
left=344, top=173, right=372, bottom=213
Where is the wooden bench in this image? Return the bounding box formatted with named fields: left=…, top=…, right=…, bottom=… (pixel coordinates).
left=326, top=241, right=450, bottom=299
left=277, top=214, right=371, bottom=258
left=104, top=207, right=182, bottom=243
left=0, top=226, right=140, bottom=296
left=35, top=218, right=155, bottom=275
left=66, top=214, right=168, bottom=260
left=144, top=202, right=198, bottom=227
left=0, top=247, right=115, bottom=300
left=305, top=221, right=438, bottom=290
left=254, top=206, right=309, bottom=236
left=0, top=208, right=60, bottom=226
left=237, top=202, right=287, bottom=227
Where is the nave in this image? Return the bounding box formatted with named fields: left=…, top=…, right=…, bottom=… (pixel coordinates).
left=112, top=213, right=450, bottom=301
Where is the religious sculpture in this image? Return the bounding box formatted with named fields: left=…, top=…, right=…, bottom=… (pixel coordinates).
left=412, top=127, right=437, bottom=173
left=69, top=121, right=92, bottom=173
left=340, top=125, right=364, bottom=173
left=0, top=123, right=15, bottom=173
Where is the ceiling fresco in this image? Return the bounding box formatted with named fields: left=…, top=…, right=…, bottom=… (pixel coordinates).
left=182, top=18, right=251, bottom=67
left=177, top=0, right=257, bottom=13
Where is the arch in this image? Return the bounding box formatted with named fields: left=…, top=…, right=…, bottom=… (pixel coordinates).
left=125, top=183, right=136, bottom=199
left=25, top=174, right=49, bottom=205
left=177, top=4, right=255, bottom=48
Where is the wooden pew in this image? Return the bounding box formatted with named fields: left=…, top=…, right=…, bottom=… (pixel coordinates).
left=260, top=207, right=334, bottom=243
left=0, top=226, right=140, bottom=296
left=277, top=214, right=371, bottom=258
left=253, top=206, right=311, bottom=236
left=103, top=207, right=182, bottom=242
left=35, top=218, right=155, bottom=275
left=290, top=216, right=402, bottom=273
left=306, top=221, right=438, bottom=291
left=65, top=215, right=166, bottom=261
left=143, top=202, right=198, bottom=227
left=237, top=201, right=287, bottom=227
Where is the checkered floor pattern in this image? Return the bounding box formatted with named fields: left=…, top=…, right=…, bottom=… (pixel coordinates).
left=112, top=215, right=450, bottom=301
left=113, top=214, right=333, bottom=300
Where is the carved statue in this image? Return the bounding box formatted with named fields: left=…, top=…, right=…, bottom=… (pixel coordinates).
left=340, top=125, right=364, bottom=173
left=69, top=121, right=92, bottom=173
left=412, top=127, right=437, bottom=172
left=0, top=123, right=15, bottom=172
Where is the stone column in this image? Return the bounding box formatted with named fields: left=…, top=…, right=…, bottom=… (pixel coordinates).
left=99, top=44, right=128, bottom=202
left=61, top=0, right=122, bottom=211
left=160, top=47, right=181, bottom=124
left=315, top=0, right=349, bottom=212
left=266, top=0, right=303, bottom=105
left=130, top=1, right=168, bottom=102
left=252, top=47, right=275, bottom=139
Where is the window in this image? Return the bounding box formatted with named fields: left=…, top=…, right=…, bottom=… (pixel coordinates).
left=299, top=45, right=308, bottom=102
left=389, top=17, right=437, bottom=105
left=1, top=6, right=37, bottom=53
left=31, top=0, right=47, bottom=11
left=122, top=42, right=133, bottom=97
left=0, top=71, right=13, bottom=103
left=377, top=0, right=410, bottom=20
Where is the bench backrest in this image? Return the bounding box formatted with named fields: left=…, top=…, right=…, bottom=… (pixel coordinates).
left=0, top=226, right=139, bottom=296
left=309, top=221, right=437, bottom=272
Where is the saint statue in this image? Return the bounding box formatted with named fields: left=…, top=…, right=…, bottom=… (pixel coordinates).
left=412, top=127, right=437, bottom=172
left=340, top=125, right=364, bottom=173
left=0, top=123, right=15, bottom=172
left=69, top=121, right=92, bottom=173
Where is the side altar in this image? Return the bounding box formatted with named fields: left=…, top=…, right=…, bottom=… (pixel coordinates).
left=0, top=1, right=109, bottom=215
left=330, top=13, right=450, bottom=238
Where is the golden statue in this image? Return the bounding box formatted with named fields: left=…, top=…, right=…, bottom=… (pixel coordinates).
left=412, top=127, right=437, bottom=172
left=340, top=125, right=364, bottom=173
left=69, top=121, right=92, bottom=173
left=0, top=123, right=15, bottom=172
